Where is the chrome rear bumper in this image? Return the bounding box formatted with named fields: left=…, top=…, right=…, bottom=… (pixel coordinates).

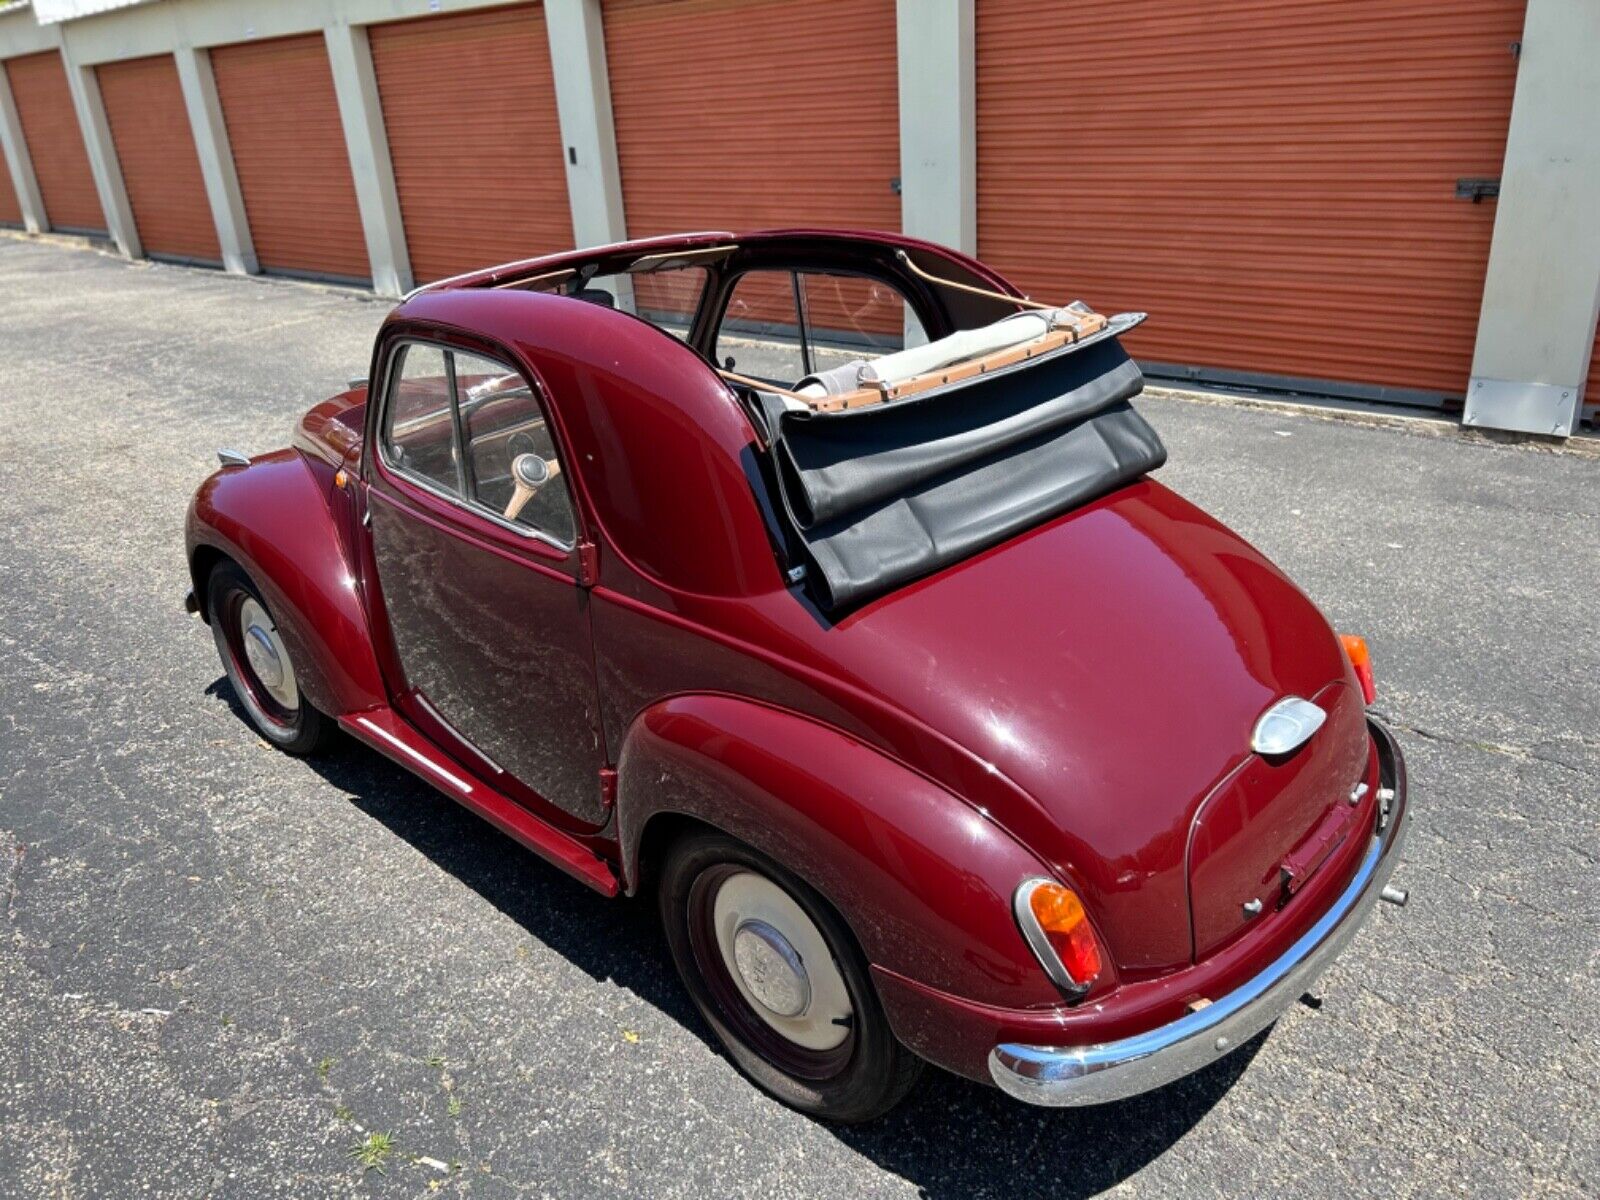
left=989, top=717, right=1409, bottom=1107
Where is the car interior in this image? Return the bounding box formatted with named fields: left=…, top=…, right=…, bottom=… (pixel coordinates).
left=381, top=343, right=578, bottom=547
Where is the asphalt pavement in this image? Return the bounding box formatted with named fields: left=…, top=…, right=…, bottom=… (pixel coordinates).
left=1, top=233, right=1595, bottom=1199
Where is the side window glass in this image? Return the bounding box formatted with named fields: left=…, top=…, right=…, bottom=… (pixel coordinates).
left=631, top=266, right=708, bottom=340
left=801, top=272, right=925, bottom=374
left=384, top=343, right=458, bottom=494
left=456, top=351, right=577, bottom=546
left=715, top=270, right=805, bottom=385
left=589, top=266, right=708, bottom=341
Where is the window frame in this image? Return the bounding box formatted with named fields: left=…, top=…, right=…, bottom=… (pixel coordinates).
left=712, top=268, right=810, bottom=383
left=711, top=266, right=924, bottom=381
left=374, top=336, right=578, bottom=554
left=797, top=268, right=926, bottom=358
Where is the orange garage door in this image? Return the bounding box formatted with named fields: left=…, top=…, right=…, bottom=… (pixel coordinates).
left=0, top=156, right=20, bottom=226
left=3, top=50, right=104, bottom=234
left=977, top=0, right=1525, bottom=403
left=97, top=54, right=220, bottom=264
left=370, top=4, right=571, bottom=284
left=603, top=0, right=900, bottom=239
left=211, top=34, right=369, bottom=282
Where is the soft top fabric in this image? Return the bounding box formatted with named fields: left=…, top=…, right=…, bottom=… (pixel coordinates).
left=751, top=327, right=1167, bottom=613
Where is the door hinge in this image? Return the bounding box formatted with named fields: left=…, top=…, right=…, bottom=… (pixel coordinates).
left=598, top=766, right=618, bottom=812
left=577, top=539, right=600, bottom=587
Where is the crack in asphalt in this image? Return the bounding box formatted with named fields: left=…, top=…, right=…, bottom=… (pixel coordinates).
left=1373, top=708, right=1599, bottom=781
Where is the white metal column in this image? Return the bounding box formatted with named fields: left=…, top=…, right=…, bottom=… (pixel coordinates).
left=544, top=0, right=627, bottom=253
left=324, top=18, right=411, bottom=297
left=895, top=0, right=974, bottom=255
left=0, top=64, right=45, bottom=232
left=173, top=44, right=257, bottom=275
left=1464, top=0, right=1600, bottom=436
left=58, top=37, right=141, bottom=256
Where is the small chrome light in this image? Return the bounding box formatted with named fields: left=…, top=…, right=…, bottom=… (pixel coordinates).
left=1251, top=697, right=1326, bottom=756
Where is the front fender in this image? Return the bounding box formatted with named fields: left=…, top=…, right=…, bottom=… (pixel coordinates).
left=186, top=450, right=386, bottom=718
left=615, top=694, right=1062, bottom=1011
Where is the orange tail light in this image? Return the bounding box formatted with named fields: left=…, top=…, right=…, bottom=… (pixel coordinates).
left=1340, top=634, right=1376, bottom=705
left=1016, top=879, right=1103, bottom=994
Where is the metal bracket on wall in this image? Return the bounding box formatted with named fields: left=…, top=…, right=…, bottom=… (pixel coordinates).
left=1463, top=377, right=1581, bottom=437
left=1455, top=178, right=1500, bottom=203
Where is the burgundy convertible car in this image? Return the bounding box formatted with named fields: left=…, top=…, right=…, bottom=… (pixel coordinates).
left=185, top=229, right=1409, bottom=1121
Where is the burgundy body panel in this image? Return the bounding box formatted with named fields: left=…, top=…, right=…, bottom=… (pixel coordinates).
left=293, top=390, right=367, bottom=468
left=1187, top=681, right=1371, bottom=959
left=339, top=705, right=618, bottom=896
left=875, top=721, right=1389, bottom=1082
left=614, top=695, right=1069, bottom=1010
left=187, top=449, right=385, bottom=719
left=365, top=487, right=609, bottom=828
left=185, top=230, right=1387, bottom=1087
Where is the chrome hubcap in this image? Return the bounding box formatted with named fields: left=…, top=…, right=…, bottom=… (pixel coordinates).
left=732, top=919, right=811, bottom=1018
left=237, top=597, right=298, bottom=711
left=711, top=871, right=852, bottom=1051
left=243, top=625, right=283, bottom=690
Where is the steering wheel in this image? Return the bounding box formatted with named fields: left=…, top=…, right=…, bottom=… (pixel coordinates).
left=504, top=453, right=561, bottom=522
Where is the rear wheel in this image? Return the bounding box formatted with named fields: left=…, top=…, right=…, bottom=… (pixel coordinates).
left=659, top=830, right=923, bottom=1122
left=206, top=561, right=332, bottom=756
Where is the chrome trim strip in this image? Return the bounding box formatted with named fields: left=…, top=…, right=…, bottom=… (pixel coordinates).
left=217, top=448, right=250, bottom=468
left=989, top=719, right=1408, bottom=1107
left=354, top=717, right=474, bottom=796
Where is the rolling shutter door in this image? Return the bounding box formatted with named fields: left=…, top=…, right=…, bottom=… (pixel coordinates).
left=96, top=54, right=220, bottom=264
left=0, top=155, right=20, bottom=226
left=369, top=4, right=570, bottom=284
left=211, top=35, right=369, bottom=282
left=604, top=0, right=899, bottom=239
left=976, top=0, right=1525, bottom=403
left=3, top=51, right=104, bottom=234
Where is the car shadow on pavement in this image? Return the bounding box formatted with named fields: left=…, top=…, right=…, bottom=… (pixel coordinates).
left=209, top=684, right=1262, bottom=1198
left=834, top=1038, right=1261, bottom=1199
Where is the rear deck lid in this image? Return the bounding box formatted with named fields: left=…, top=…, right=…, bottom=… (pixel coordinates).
left=1187, top=681, right=1372, bottom=960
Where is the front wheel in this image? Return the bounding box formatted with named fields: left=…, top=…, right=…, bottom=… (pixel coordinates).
left=206, top=561, right=332, bottom=756
left=659, top=831, right=923, bottom=1122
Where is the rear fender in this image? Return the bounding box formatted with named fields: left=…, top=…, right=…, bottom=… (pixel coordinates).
left=615, top=694, right=1064, bottom=1010
left=186, top=450, right=386, bottom=718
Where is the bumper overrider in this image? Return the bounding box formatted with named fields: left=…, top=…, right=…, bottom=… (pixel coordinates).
left=989, top=716, right=1410, bottom=1106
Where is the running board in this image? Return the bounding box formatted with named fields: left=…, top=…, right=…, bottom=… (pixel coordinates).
left=339, top=706, right=619, bottom=897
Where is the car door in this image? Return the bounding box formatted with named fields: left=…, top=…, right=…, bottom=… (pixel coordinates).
left=359, top=335, right=609, bottom=829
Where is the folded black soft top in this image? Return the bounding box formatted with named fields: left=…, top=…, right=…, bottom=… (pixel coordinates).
left=744, top=318, right=1167, bottom=613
